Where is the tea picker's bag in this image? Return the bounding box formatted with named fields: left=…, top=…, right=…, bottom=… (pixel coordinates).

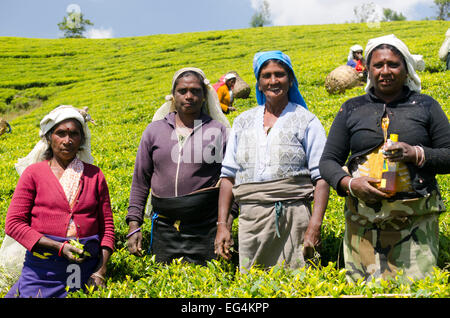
left=0, top=235, right=26, bottom=289
left=0, top=118, right=12, bottom=136
left=325, top=65, right=360, bottom=94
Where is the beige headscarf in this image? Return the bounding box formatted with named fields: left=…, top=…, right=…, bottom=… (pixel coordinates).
left=15, top=105, right=94, bottom=176
left=438, top=28, right=450, bottom=61
left=152, top=67, right=231, bottom=128
left=364, top=34, right=423, bottom=93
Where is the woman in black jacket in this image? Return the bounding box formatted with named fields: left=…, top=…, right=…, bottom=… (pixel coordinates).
left=319, top=34, right=450, bottom=282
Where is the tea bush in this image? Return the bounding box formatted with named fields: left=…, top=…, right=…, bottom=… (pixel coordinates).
left=0, top=21, right=449, bottom=298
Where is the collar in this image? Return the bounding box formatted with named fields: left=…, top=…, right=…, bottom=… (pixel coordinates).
left=165, top=111, right=212, bottom=129
left=366, top=86, right=414, bottom=105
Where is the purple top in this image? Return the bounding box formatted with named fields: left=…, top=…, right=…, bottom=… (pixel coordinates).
left=126, top=112, right=228, bottom=225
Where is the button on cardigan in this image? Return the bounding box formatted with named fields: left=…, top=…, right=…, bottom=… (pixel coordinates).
left=5, top=160, right=115, bottom=252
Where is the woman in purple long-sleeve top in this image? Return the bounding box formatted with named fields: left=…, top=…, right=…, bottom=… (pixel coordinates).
left=126, top=67, right=233, bottom=265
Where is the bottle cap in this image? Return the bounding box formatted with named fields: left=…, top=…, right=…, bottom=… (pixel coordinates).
left=389, top=134, right=398, bottom=142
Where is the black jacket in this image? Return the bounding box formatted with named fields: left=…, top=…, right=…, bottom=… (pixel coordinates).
left=319, top=86, right=450, bottom=198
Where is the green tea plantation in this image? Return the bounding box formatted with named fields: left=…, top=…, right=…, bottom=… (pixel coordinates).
left=0, top=20, right=449, bottom=298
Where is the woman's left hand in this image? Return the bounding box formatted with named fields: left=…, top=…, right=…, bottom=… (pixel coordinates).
left=87, top=271, right=106, bottom=288
left=303, top=179, right=328, bottom=260
left=303, top=222, right=321, bottom=259
left=383, top=141, right=417, bottom=163
left=86, top=247, right=112, bottom=289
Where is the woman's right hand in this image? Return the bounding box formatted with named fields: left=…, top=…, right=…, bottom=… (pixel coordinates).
left=127, top=221, right=143, bottom=257
left=214, top=224, right=233, bottom=261
left=36, top=236, right=86, bottom=263
left=343, top=176, right=391, bottom=204
left=60, top=242, right=86, bottom=263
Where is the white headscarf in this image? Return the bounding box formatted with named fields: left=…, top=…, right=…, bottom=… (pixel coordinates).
left=348, top=44, right=363, bottom=61
left=364, top=34, right=423, bottom=93
left=152, top=67, right=231, bottom=128
left=438, top=28, right=450, bottom=61
left=15, top=105, right=94, bottom=176
left=224, top=73, right=237, bottom=82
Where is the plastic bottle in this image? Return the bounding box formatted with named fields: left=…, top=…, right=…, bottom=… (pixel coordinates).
left=380, top=134, right=398, bottom=195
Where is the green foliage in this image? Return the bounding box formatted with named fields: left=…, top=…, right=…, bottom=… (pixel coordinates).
left=68, top=255, right=450, bottom=298
left=69, top=238, right=91, bottom=259
left=0, top=21, right=449, bottom=298
left=382, top=8, right=407, bottom=22
left=434, top=0, right=450, bottom=20
left=250, top=0, right=271, bottom=27
left=58, top=12, right=93, bottom=38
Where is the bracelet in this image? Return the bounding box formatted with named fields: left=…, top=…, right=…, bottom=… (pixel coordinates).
left=58, top=241, right=69, bottom=257
left=91, top=272, right=105, bottom=281
left=216, top=221, right=227, bottom=226
left=126, top=227, right=141, bottom=238
left=414, top=146, right=419, bottom=165
left=415, top=146, right=425, bottom=167
left=348, top=178, right=356, bottom=197
left=420, top=147, right=425, bottom=166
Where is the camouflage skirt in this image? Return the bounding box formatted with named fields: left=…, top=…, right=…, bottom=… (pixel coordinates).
left=343, top=191, right=445, bottom=282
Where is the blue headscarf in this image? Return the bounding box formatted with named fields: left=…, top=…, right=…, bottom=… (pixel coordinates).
left=253, top=50, right=307, bottom=109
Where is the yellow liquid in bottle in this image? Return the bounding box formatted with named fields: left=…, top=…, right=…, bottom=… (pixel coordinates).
left=380, top=134, right=398, bottom=195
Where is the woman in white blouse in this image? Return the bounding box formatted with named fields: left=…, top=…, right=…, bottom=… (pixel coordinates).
left=214, top=51, right=330, bottom=272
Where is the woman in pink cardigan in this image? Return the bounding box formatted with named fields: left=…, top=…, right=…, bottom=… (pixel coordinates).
left=4, top=105, right=115, bottom=298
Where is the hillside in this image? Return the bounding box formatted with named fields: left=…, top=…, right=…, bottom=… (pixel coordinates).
left=0, top=20, right=449, bottom=298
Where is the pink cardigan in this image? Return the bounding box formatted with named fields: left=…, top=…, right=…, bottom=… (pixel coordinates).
left=5, top=160, right=115, bottom=251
